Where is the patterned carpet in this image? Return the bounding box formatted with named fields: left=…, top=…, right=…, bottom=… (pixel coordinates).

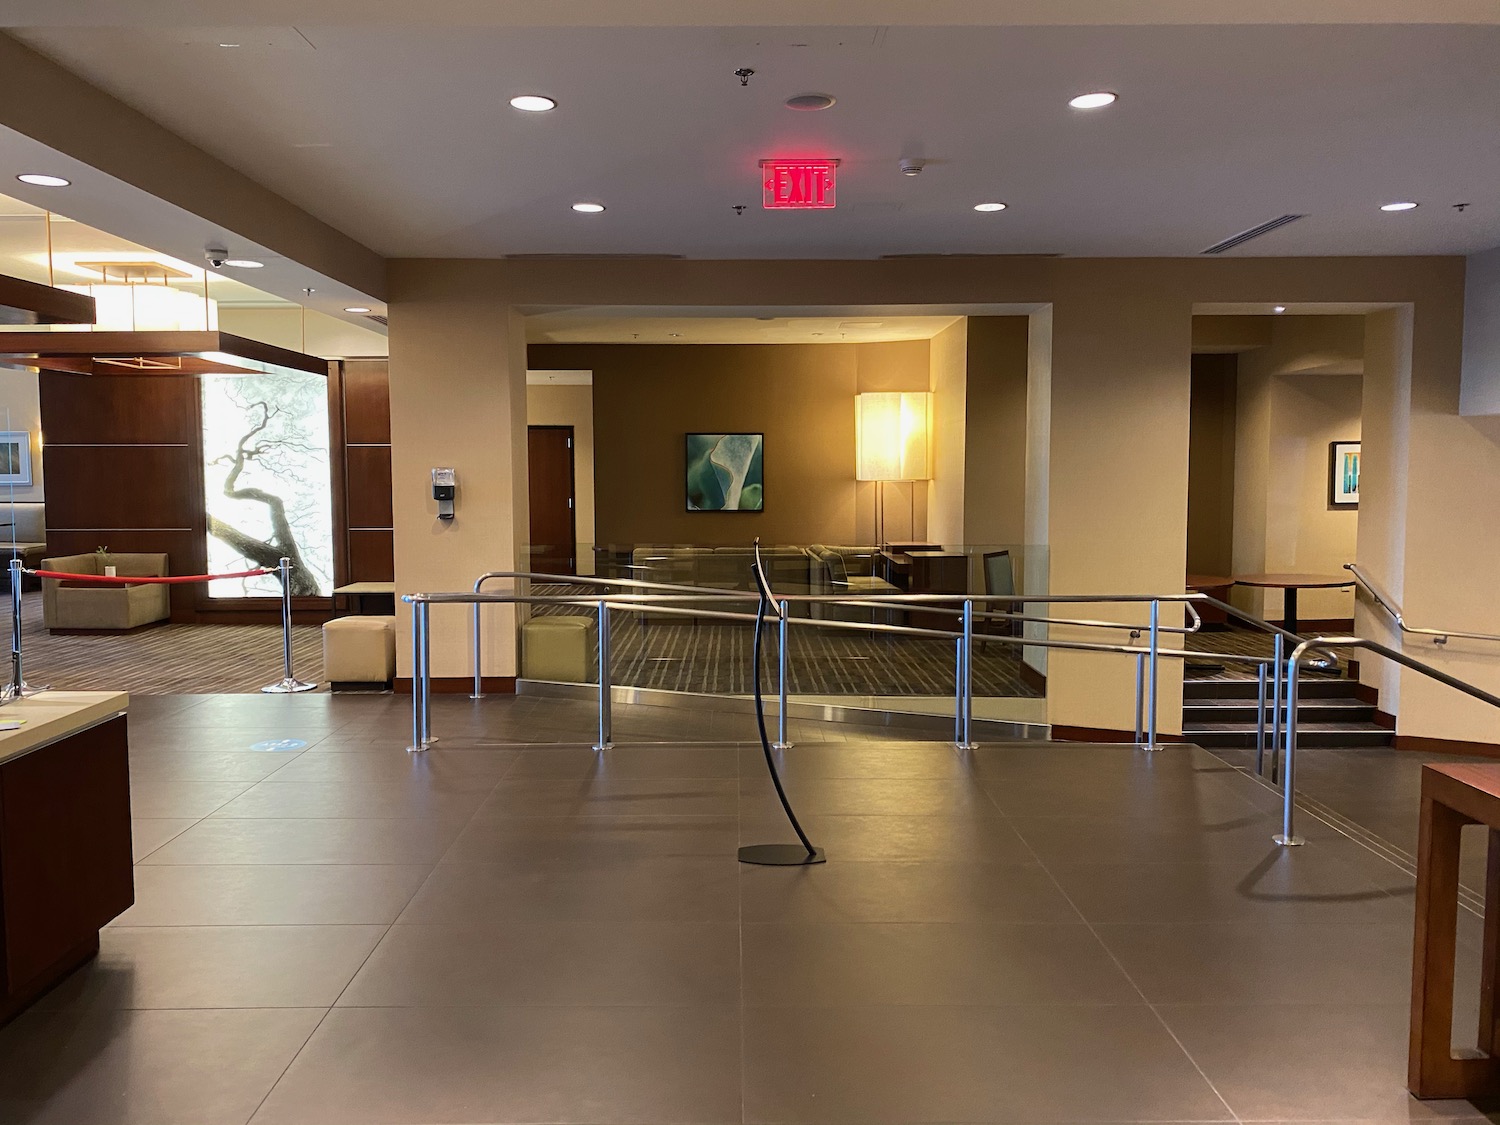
left=12, top=597, right=325, bottom=695
left=1184, top=626, right=1350, bottom=680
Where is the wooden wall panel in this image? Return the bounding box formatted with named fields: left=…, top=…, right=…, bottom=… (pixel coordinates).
left=41, top=447, right=199, bottom=530
left=39, top=373, right=196, bottom=444
left=346, top=446, right=393, bottom=529
left=347, top=530, right=394, bottom=582
left=343, top=360, right=391, bottom=444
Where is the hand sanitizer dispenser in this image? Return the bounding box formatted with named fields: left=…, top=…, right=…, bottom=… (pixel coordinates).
left=432, top=468, right=456, bottom=521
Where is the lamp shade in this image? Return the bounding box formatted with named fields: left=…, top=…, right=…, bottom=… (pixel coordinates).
left=856, top=391, right=932, bottom=481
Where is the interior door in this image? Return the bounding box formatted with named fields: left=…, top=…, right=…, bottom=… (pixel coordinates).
left=528, top=426, right=577, bottom=575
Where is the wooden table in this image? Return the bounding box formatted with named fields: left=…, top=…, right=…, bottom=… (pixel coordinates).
left=1410, top=762, right=1500, bottom=1098
left=333, top=581, right=395, bottom=616
left=1232, top=572, right=1352, bottom=635
left=0, top=691, right=133, bottom=1025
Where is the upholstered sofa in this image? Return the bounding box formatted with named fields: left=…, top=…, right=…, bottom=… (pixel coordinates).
left=40, top=552, right=171, bottom=631
left=0, top=503, right=46, bottom=590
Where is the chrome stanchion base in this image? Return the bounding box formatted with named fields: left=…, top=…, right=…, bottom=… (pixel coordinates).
left=2, top=681, right=47, bottom=701
left=406, top=740, right=435, bottom=754
left=738, top=843, right=826, bottom=866
left=592, top=741, right=613, bottom=752
left=955, top=741, right=979, bottom=751
left=772, top=740, right=794, bottom=750
left=1272, top=833, right=1305, bottom=847
left=1140, top=743, right=1168, bottom=753
left=261, top=677, right=318, bottom=694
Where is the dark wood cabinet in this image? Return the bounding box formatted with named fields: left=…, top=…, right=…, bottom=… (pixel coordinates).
left=0, top=711, right=133, bottom=1024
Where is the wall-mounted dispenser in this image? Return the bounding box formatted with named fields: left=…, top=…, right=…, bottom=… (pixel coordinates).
left=432, top=467, right=456, bottom=521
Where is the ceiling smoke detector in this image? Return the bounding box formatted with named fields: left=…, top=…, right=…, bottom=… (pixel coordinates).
left=899, top=158, right=925, bottom=177
left=785, top=93, right=836, bottom=111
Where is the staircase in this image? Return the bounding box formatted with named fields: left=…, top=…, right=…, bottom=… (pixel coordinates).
left=1183, top=677, right=1393, bottom=749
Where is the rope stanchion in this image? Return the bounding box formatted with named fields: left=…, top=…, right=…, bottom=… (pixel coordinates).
left=13, top=560, right=317, bottom=697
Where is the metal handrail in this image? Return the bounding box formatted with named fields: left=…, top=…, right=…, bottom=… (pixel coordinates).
left=1275, top=635, right=1500, bottom=846
left=1345, top=563, right=1500, bottom=646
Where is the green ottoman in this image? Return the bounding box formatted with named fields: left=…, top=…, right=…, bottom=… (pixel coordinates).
left=521, top=616, right=598, bottom=683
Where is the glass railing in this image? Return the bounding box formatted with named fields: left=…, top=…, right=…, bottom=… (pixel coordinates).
left=515, top=541, right=1050, bottom=723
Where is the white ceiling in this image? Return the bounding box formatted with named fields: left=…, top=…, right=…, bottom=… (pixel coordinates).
left=526, top=313, right=962, bottom=345
left=6, top=18, right=1500, bottom=260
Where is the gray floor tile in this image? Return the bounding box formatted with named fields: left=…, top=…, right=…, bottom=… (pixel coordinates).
left=140, top=816, right=469, bottom=864
left=0, top=1007, right=324, bottom=1125
left=208, top=779, right=491, bottom=820
left=442, top=813, right=739, bottom=862
left=1094, top=921, right=1415, bottom=1004
left=250, top=1004, right=741, bottom=1125
left=127, top=779, right=254, bottom=818
left=118, top=864, right=431, bottom=925
left=509, top=745, right=740, bottom=778
left=743, top=1003, right=1233, bottom=1123
left=741, top=775, right=1000, bottom=817
left=738, top=811, right=1035, bottom=862
left=744, top=922, right=1139, bottom=1006
left=1157, top=1001, right=1465, bottom=1121
left=129, top=817, right=197, bottom=861
left=478, top=776, right=741, bottom=816
left=740, top=859, right=1080, bottom=923
left=400, top=857, right=741, bottom=923
left=125, top=749, right=305, bottom=783
left=263, top=747, right=518, bottom=788
left=741, top=742, right=974, bottom=779
left=340, top=921, right=739, bottom=1006
left=36, top=925, right=386, bottom=1010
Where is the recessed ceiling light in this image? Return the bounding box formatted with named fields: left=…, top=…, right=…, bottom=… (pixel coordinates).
left=223, top=258, right=263, bottom=268
left=572, top=202, right=606, bottom=213
left=218, top=42, right=241, bottom=48
left=510, top=94, right=557, bottom=113
left=1273, top=305, right=1287, bottom=314
left=785, top=93, right=836, bottom=111
left=974, top=202, right=1007, bottom=212
left=344, top=306, right=372, bottom=314
left=1069, top=91, right=1117, bottom=109
left=16, top=174, right=69, bottom=187
left=1380, top=201, right=1419, bottom=212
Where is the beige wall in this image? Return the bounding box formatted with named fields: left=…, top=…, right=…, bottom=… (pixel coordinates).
left=0, top=371, right=43, bottom=503
left=927, top=320, right=968, bottom=544
left=964, top=316, right=1033, bottom=548
left=526, top=383, right=596, bottom=573
left=528, top=341, right=930, bottom=548
left=1232, top=316, right=1364, bottom=621
left=387, top=255, right=1471, bottom=740
left=1186, top=354, right=1237, bottom=576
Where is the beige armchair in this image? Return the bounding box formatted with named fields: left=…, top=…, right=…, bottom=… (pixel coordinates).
left=40, top=553, right=171, bottom=631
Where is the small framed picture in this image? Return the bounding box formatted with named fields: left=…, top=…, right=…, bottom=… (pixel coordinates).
left=1328, top=440, right=1360, bottom=509
left=0, top=432, right=33, bottom=488
left=686, top=433, right=764, bottom=512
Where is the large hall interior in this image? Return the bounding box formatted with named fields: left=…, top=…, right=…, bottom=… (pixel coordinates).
left=0, top=4, right=1498, bottom=1124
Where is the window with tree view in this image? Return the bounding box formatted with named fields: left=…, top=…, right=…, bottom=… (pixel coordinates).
left=201, top=372, right=333, bottom=598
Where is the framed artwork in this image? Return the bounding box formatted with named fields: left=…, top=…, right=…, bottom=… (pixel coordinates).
left=0, top=432, right=33, bottom=488
left=686, top=433, right=763, bottom=511
left=1328, top=440, right=1360, bottom=509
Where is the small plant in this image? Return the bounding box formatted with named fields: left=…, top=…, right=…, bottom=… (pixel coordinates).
left=94, top=545, right=110, bottom=559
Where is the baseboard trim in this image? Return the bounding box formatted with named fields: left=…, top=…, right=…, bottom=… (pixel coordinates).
left=1051, top=724, right=1185, bottom=744
left=395, top=676, right=516, bottom=695
left=1393, top=733, right=1500, bottom=759
left=1374, top=708, right=1397, bottom=730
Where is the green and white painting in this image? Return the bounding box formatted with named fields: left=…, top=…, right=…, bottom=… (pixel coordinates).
left=686, top=433, right=764, bottom=511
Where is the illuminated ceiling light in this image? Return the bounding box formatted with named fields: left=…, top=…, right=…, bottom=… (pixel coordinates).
left=1273, top=305, right=1287, bottom=313
left=974, top=202, right=1007, bottom=212
left=785, top=93, right=836, bottom=111
left=1069, top=91, right=1117, bottom=109
left=572, top=202, right=606, bottom=213
left=16, top=174, right=69, bottom=187
left=344, top=306, right=372, bottom=314
left=509, top=94, right=557, bottom=112
left=218, top=42, right=241, bottom=48
left=1380, top=201, right=1419, bottom=211
left=222, top=258, right=263, bottom=268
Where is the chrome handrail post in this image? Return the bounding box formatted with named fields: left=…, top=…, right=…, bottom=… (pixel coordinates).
left=1255, top=662, right=1268, bottom=776
left=1270, top=633, right=1284, bottom=784
left=773, top=599, right=793, bottom=749
left=1133, top=651, right=1145, bottom=745
left=1274, top=646, right=1306, bottom=846
left=7, top=557, right=22, bottom=699
left=1145, top=599, right=1162, bottom=751
left=420, top=600, right=435, bottom=747
left=471, top=599, right=483, bottom=700
left=593, top=599, right=613, bottom=751
left=957, top=598, right=978, bottom=749
left=953, top=636, right=964, bottom=747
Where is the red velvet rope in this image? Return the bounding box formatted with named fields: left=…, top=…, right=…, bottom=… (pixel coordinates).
left=25, top=568, right=274, bottom=585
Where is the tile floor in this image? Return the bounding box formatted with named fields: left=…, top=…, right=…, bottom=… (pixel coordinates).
left=0, top=690, right=1494, bottom=1124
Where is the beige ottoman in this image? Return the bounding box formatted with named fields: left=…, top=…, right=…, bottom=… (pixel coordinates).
left=521, top=616, right=598, bottom=683
left=323, top=615, right=396, bottom=687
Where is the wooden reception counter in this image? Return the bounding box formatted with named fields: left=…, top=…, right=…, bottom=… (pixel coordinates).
left=0, top=691, right=131, bottom=1024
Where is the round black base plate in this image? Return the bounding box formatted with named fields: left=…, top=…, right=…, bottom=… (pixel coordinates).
left=738, top=843, right=826, bottom=866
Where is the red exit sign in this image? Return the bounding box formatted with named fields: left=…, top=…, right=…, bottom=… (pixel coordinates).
left=761, top=159, right=839, bottom=210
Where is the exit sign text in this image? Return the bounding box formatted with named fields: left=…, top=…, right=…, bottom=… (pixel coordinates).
left=761, top=159, right=839, bottom=210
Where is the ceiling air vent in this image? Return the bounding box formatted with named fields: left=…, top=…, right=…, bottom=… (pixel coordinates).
left=502, top=253, right=686, bottom=261
left=1201, top=214, right=1305, bottom=255
left=364, top=314, right=388, bottom=327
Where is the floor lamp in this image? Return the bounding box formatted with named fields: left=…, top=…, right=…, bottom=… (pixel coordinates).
left=855, top=391, right=933, bottom=547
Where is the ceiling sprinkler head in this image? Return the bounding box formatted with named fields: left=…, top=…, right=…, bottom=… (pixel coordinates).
left=899, top=158, right=925, bottom=177
left=734, top=68, right=755, bottom=87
